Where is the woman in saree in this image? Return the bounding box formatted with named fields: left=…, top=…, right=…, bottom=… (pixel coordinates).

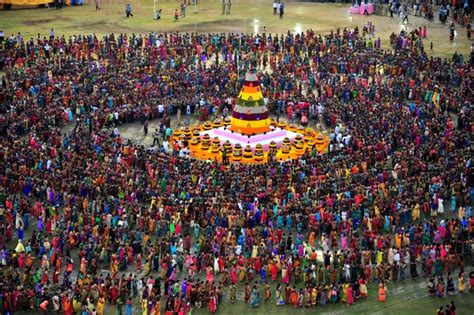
left=250, top=285, right=260, bottom=307
left=275, top=284, right=284, bottom=305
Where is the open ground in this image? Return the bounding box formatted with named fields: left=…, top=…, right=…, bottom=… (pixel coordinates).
left=1, top=0, right=472, bottom=58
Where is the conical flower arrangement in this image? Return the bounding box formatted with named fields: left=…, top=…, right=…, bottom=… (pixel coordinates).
left=229, top=71, right=271, bottom=135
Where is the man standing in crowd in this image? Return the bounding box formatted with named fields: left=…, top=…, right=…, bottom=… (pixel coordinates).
left=152, top=129, right=161, bottom=147
left=143, top=121, right=148, bottom=137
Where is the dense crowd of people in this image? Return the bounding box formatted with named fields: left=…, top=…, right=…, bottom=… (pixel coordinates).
left=0, top=24, right=473, bottom=315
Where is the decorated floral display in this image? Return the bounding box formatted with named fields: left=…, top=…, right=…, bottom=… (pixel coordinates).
left=171, top=71, right=329, bottom=163
left=228, top=71, right=271, bottom=135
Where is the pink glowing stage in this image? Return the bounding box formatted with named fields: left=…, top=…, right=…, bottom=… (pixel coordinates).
left=200, top=126, right=300, bottom=152
left=349, top=3, right=374, bottom=15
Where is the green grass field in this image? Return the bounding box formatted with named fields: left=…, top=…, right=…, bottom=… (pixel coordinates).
left=96, top=265, right=474, bottom=315
left=189, top=279, right=474, bottom=315
left=1, top=0, right=472, bottom=58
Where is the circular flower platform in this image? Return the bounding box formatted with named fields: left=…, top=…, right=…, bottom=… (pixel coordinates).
left=171, top=71, right=329, bottom=164
left=171, top=118, right=329, bottom=164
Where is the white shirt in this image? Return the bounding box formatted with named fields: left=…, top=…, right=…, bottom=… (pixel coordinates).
left=394, top=251, right=400, bottom=263
left=235, top=245, right=242, bottom=255
left=343, top=135, right=351, bottom=146
left=163, top=141, right=170, bottom=153
left=318, top=104, right=324, bottom=114
left=53, top=296, right=60, bottom=311
left=106, top=214, right=112, bottom=227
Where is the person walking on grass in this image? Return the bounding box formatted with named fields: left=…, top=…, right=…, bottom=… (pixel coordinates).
left=402, top=11, right=408, bottom=23
left=449, top=22, right=455, bottom=41
left=222, top=0, right=226, bottom=15
left=279, top=1, right=284, bottom=18
left=181, top=2, right=186, bottom=17
left=95, top=0, right=100, bottom=10
left=363, top=2, right=369, bottom=16
left=226, top=0, right=231, bottom=15
left=175, top=9, right=179, bottom=21
left=155, top=9, right=162, bottom=20
left=363, top=6, right=369, bottom=15
left=126, top=4, right=133, bottom=17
